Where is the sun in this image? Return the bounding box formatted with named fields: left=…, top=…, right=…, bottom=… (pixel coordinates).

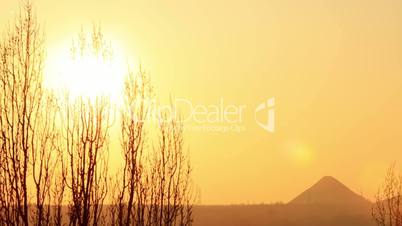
left=44, top=35, right=126, bottom=103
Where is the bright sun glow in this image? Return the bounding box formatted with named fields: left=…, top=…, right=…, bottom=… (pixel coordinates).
left=45, top=39, right=126, bottom=103
left=285, top=142, right=315, bottom=166
left=292, top=146, right=314, bottom=165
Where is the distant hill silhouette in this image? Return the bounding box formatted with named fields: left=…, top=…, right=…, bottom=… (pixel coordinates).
left=193, top=176, right=375, bottom=226
left=289, top=176, right=371, bottom=208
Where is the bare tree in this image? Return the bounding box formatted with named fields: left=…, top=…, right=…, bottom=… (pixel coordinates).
left=112, top=68, right=196, bottom=226
left=116, top=67, right=152, bottom=226
left=51, top=151, right=67, bottom=226
left=0, top=1, right=59, bottom=225
left=63, top=96, right=111, bottom=226
left=62, top=27, right=112, bottom=226
left=50, top=130, right=67, bottom=226
left=0, top=2, right=196, bottom=226
left=151, top=113, right=194, bottom=226
left=373, top=163, right=402, bottom=226
left=31, top=94, right=60, bottom=226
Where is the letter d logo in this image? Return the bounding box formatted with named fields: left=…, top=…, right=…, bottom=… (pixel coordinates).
left=255, top=97, right=275, bottom=133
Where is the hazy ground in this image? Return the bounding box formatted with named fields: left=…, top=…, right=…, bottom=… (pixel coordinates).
left=27, top=177, right=376, bottom=225
left=193, top=204, right=373, bottom=226
left=193, top=176, right=375, bottom=226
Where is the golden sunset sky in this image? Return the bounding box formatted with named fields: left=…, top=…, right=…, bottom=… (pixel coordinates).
left=1, top=0, right=402, bottom=204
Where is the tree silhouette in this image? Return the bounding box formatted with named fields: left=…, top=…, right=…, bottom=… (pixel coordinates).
left=0, top=1, right=60, bottom=225
left=62, top=27, right=112, bottom=226
left=115, top=67, right=152, bottom=226
left=373, top=163, right=402, bottom=226
left=112, top=71, right=196, bottom=226
left=151, top=112, right=195, bottom=226
left=0, top=2, right=196, bottom=226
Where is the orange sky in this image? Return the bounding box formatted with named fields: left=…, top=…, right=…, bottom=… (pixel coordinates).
left=1, top=0, right=402, bottom=204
